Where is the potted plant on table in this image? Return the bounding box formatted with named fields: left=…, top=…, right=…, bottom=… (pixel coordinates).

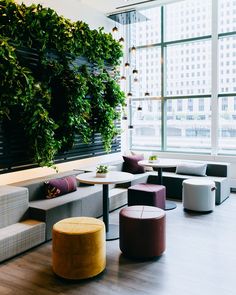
left=149, top=155, right=158, bottom=163
left=96, top=165, right=109, bottom=178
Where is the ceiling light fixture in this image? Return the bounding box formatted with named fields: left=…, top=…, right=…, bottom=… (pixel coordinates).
left=131, top=45, right=136, bottom=53
left=112, top=26, right=118, bottom=32
left=119, top=36, right=125, bottom=43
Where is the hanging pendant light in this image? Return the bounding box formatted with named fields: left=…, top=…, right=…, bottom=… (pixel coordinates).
left=122, top=114, right=128, bottom=120
left=144, top=16, right=150, bottom=97
left=119, top=36, right=125, bottom=44
left=128, top=125, right=134, bottom=129
left=131, top=45, right=136, bottom=54
left=112, top=26, right=118, bottom=33
left=125, top=62, right=130, bottom=68
left=137, top=105, right=142, bottom=111
left=133, top=69, right=138, bottom=75
left=120, top=75, right=126, bottom=80
left=127, top=92, right=132, bottom=97
left=134, top=77, right=138, bottom=83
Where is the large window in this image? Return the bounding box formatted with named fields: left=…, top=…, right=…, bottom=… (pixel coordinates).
left=124, top=0, right=236, bottom=155
left=166, top=41, right=211, bottom=96
left=219, top=97, right=236, bottom=154
left=130, top=100, right=161, bottom=150
left=166, top=98, right=211, bottom=152
left=219, top=36, right=236, bottom=93
left=131, top=47, right=161, bottom=97
left=165, top=0, right=211, bottom=41
left=219, top=0, right=236, bottom=33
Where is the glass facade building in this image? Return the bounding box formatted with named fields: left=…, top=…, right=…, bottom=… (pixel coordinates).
left=119, top=0, right=236, bottom=155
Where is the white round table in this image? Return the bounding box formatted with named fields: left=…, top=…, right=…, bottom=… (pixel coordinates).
left=77, top=171, right=134, bottom=241
left=138, top=159, right=180, bottom=210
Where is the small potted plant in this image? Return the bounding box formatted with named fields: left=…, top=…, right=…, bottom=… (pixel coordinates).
left=96, top=165, right=109, bottom=178
left=149, top=155, right=158, bottom=163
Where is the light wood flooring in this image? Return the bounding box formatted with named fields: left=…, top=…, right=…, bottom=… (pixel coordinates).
left=0, top=194, right=236, bottom=295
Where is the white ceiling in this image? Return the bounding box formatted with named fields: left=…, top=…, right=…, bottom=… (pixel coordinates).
left=81, top=0, right=183, bottom=14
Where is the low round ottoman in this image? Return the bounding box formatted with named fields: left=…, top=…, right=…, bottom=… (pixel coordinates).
left=183, top=178, right=216, bottom=212
left=119, top=205, right=166, bottom=259
left=52, top=217, right=106, bottom=280
left=128, top=183, right=166, bottom=210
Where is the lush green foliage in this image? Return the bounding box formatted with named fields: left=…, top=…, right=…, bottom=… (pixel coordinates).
left=0, top=0, right=125, bottom=168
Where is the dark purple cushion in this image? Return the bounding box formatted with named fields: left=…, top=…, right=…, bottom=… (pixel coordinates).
left=122, top=155, right=145, bottom=174
left=45, top=176, right=77, bottom=199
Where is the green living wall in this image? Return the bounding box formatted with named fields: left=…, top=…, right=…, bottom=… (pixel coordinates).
left=0, top=0, right=125, bottom=168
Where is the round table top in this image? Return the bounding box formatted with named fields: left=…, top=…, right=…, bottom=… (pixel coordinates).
left=76, top=171, right=134, bottom=185
left=138, top=159, right=180, bottom=168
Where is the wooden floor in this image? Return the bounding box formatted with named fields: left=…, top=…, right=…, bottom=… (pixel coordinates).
left=0, top=194, right=236, bottom=295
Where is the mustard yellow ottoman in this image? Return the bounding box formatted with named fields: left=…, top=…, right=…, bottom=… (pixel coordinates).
left=52, top=217, right=106, bottom=280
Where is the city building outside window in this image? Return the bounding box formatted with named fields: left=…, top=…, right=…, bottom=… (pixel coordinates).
left=122, top=0, right=236, bottom=155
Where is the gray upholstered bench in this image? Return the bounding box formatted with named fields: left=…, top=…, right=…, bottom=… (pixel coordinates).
left=0, top=185, right=45, bottom=262
left=147, top=161, right=230, bottom=205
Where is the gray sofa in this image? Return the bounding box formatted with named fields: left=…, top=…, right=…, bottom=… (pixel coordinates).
left=147, top=161, right=230, bottom=205
left=0, top=186, right=45, bottom=262
left=10, top=166, right=149, bottom=240
left=8, top=160, right=230, bottom=241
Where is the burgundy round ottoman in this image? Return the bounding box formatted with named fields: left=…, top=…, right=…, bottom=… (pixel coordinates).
left=128, top=183, right=166, bottom=210
left=119, top=205, right=166, bottom=259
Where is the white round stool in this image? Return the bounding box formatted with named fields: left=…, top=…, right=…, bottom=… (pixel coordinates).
left=183, top=178, right=216, bottom=212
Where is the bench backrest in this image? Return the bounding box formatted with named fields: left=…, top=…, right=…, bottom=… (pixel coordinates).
left=0, top=186, right=28, bottom=228
left=162, top=162, right=230, bottom=177
left=206, top=163, right=229, bottom=177
left=10, top=170, right=83, bottom=201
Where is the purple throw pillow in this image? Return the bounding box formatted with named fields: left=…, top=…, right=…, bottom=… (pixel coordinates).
left=122, top=155, right=145, bottom=174
left=45, top=176, right=77, bottom=199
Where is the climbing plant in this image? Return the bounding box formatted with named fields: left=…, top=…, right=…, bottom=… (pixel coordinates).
left=0, top=0, right=125, bottom=168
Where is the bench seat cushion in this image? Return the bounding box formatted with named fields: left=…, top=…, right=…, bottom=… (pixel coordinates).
left=29, top=185, right=103, bottom=241
left=0, top=219, right=45, bottom=262
left=29, top=185, right=102, bottom=211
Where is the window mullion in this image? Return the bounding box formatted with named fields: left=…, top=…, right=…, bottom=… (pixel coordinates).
left=211, top=0, right=219, bottom=156
left=161, top=5, right=166, bottom=151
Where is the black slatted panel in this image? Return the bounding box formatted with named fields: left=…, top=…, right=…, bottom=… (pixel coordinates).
left=0, top=48, right=121, bottom=173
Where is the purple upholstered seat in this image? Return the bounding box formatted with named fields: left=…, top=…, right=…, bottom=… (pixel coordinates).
left=128, top=183, right=166, bottom=209
left=119, top=205, right=166, bottom=259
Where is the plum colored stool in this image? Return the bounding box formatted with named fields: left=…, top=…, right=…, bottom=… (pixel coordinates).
left=128, top=183, right=166, bottom=210
left=119, top=205, right=166, bottom=259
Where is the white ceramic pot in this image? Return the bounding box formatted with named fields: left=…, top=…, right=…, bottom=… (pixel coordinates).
left=148, top=159, right=159, bottom=163
left=96, top=172, right=107, bottom=178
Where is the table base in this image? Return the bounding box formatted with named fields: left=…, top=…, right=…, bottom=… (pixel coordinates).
left=165, top=200, right=177, bottom=211
left=106, top=224, right=119, bottom=241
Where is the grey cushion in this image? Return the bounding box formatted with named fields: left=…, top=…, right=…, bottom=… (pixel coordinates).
left=0, top=220, right=45, bottom=262
left=176, top=162, right=207, bottom=176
